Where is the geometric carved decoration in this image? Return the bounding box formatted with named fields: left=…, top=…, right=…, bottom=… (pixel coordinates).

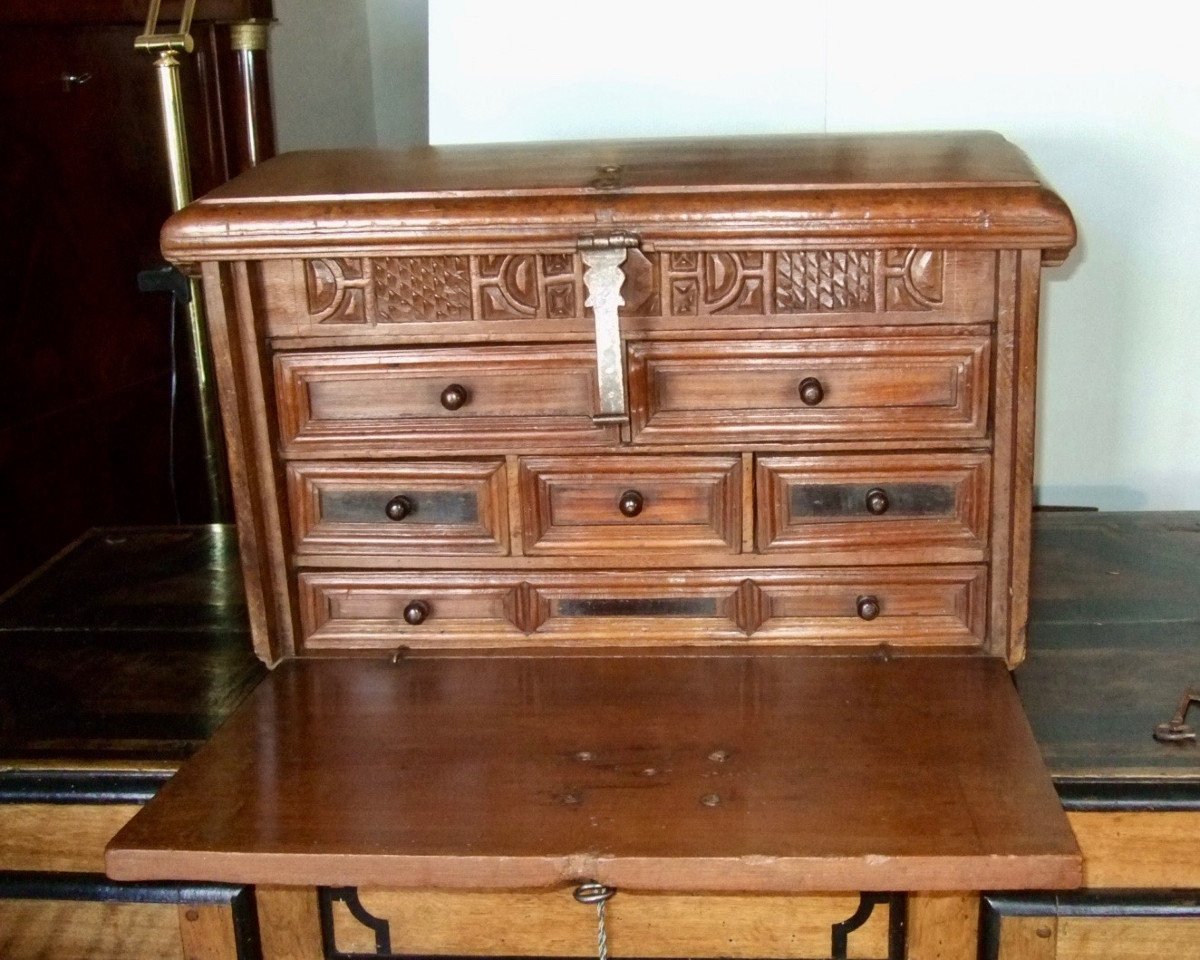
left=504, top=581, right=549, bottom=636
left=667, top=251, right=767, bottom=316
left=301, top=249, right=945, bottom=324
left=728, top=578, right=770, bottom=636
left=374, top=256, right=471, bottom=321
left=775, top=251, right=874, bottom=312
left=885, top=248, right=944, bottom=309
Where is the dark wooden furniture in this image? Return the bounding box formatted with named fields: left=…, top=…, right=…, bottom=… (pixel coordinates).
left=985, top=511, right=1200, bottom=960
left=0, top=526, right=265, bottom=960
left=4, top=514, right=1199, bottom=958
left=107, top=134, right=1081, bottom=957
left=0, top=0, right=274, bottom=593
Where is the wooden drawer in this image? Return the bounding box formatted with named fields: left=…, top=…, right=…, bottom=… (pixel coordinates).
left=984, top=892, right=1200, bottom=960
left=275, top=345, right=619, bottom=457
left=518, top=455, right=741, bottom=557
left=287, top=460, right=510, bottom=556
left=756, top=453, right=991, bottom=563
left=297, top=566, right=987, bottom=651
left=321, top=887, right=903, bottom=960
left=628, top=336, right=991, bottom=446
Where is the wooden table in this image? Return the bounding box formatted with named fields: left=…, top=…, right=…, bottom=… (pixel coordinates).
left=0, top=526, right=264, bottom=960
left=3, top=514, right=1200, bottom=960
left=993, top=511, right=1200, bottom=960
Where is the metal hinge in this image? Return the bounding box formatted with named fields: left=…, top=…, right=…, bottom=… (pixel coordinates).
left=578, top=232, right=640, bottom=427
left=577, top=231, right=640, bottom=251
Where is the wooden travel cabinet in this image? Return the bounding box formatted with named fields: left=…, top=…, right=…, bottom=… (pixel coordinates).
left=107, top=134, right=1082, bottom=941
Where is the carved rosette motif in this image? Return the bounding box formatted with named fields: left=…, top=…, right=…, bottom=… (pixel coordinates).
left=300, top=249, right=944, bottom=324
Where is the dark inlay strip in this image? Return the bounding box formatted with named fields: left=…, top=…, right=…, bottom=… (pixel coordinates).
left=321, top=490, right=478, bottom=524
left=791, top=483, right=954, bottom=518
left=558, top=597, right=718, bottom=618
left=0, top=871, right=245, bottom=906
left=0, top=769, right=171, bottom=804
left=1056, top=777, right=1200, bottom=812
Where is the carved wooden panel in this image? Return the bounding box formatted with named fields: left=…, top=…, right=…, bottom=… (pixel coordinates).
left=628, top=336, right=992, bottom=447
left=260, top=249, right=995, bottom=335
left=756, top=453, right=992, bottom=564
left=274, top=345, right=620, bottom=457
left=296, top=567, right=987, bottom=651
left=518, top=455, right=741, bottom=556
left=287, top=460, right=510, bottom=556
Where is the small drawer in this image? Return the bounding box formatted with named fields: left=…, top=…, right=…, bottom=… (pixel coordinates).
left=298, top=573, right=527, bottom=651
left=275, top=345, right=618, bottom=457
left=628, top=336, right=991, bottom=446
left=287, top=460, right=510, bottom=556
left=518, top=455, right=741, bottom=557
left=298, top=567, right=987, bottom=651
left=756, top=453, right=991, bottom=563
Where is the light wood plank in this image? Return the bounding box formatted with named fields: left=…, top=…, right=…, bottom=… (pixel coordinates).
left=1070, top=811, right=1200, bottom=888
left=0, top=900, right=183, bottom=960
left=1057, top=916, right=1200, bottom=960
left=0, top=804, right=139, bottom=872
left=178, top=904, right=240, bottom=960
left=907, top=893, right=979, bottom=960
left=337, top=889, right=890, bottom=959
left=257, top=885, right=323, bottom=960
left=997, top=915, right=1057, bottom=960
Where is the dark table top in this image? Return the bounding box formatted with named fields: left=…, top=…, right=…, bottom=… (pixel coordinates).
left=1019, top=511, right=1200, bottom=804
left=0, top=526, right=264, bottom=770
left=1, top=514, right=1197, bottom=803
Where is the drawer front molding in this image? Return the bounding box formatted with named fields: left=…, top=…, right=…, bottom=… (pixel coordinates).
left=287, top=460, right=510, bottom=556
left=756, top=453, right=991, bottom=563
left=275, top=345, right=619, bottom=456
left=297, top=567, right=987, bottom=651
left=519, top=455, right=742, bottom=556
left=629, top=337, right=991, bottom=446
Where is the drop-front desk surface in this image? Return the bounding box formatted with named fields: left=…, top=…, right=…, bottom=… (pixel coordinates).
left=1, top=513, right=1198, bottom=960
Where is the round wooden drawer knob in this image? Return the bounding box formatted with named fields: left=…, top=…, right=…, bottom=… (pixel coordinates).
left=440, top=383, right=468, bottom=411
left=865, top=488, right=890, bottom=515
left=856, top=595, right=881, bottom=621
left=385, top=495, right=413, bottom=521
left=403, top=600, right=430, bottom=625
left=618, top=490, right=644, bottom=517
left=798, top=377, right=824, bottom=406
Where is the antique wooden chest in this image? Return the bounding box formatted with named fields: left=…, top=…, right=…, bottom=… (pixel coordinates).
left=107, top=133, right=1081, bottom=959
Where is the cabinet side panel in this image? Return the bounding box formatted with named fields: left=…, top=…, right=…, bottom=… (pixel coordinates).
left=988, top=251, right=1018, bottom=663
left=202, top=261, right=295, bottom=663
left=1007, top=251, right=1044, bottom=665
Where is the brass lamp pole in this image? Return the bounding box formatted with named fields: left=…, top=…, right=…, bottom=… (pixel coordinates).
left=136, top=0, right=231, bottom=521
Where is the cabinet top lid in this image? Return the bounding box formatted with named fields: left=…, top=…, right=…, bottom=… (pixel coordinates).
left=164, top=132, right=1076, bottom=260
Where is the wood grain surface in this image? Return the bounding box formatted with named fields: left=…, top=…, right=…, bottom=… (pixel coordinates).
left=107, top=655, right=1079, bottom=892
left=160, top=134, right=1075, bottom=259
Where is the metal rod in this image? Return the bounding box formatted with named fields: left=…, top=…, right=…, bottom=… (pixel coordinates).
left=149, top=45, right=231, bottom=520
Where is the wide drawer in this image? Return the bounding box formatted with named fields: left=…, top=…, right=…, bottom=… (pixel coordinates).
left=296, top=567, right=988, bottom=651
left=518, top=455, right=742, bottom=557
left=275, top=345, right=619, bottom=457
left=756, top=452, right=991, bottom=563
left=321, top=887, right=903, bottom=960
left=287, top=460, right=510, bottom=556
left=628, top=336, right=991, bottom=446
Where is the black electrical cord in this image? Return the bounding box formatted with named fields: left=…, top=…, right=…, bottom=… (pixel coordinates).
left=167, top=294, right=181, bottom=523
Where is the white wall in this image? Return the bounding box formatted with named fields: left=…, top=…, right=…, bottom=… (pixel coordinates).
left=269, top=0, right=377, bottom=151
left=272, top=0, right=1200, bottom=509
left=368, top=0, right=429, bottom=146
left=426, top=0, right=1200, bottom=510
